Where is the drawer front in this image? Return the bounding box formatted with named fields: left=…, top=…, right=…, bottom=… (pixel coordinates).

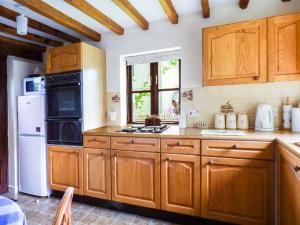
left=84, top=136, right=110, bottom=149
left=111, top=137, right=160, bottom=152
left=202, top=140, right=274, bottom=160
left=161, top=139, right=200, bottom=155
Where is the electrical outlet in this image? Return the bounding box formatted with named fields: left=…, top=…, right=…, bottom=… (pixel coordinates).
left=188, top=109, right=200, bottom=117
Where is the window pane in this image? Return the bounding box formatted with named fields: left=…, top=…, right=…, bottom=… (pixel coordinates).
left=132, top=92, right=151, bottom=122
left=158, top=60, right=179, bottom=89
left=132, top=63, right=151, bottom=91
left=159, top=90, right=180, bottom=121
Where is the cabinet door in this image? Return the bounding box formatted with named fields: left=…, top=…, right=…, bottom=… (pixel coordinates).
left=46, top=43, right=82, bottom=74
left=161, top=154, right=200, bottom=216
left=83, top=148, right=111, bottom=200
left=203, top=19, right=267, bottom=86
left=201, top=157, right=274, bottom=225
left=277, top=144, right=300, bottom=225
left=48, top=146, right=83, bottom=195
left=268, top=13, right=300, bottom=82
left=111, top=150, right=160, bottom=209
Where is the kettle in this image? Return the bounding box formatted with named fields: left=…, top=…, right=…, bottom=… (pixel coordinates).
left=255, top=104, right=274, bottom=131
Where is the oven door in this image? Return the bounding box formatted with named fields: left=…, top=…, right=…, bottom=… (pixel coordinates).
left=46, top=83, right=82, bottom=118
left=47, top=118, right=82, bottom=146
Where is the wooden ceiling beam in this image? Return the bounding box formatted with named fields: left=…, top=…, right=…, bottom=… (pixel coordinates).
left=239, top=0, right=250, bottom=9
left=0, top=35, right=45, bottom=61
left=0, top=5, right=79, bottom=43
left=0, top=23, right=63, bottom=47
left=112, top=0, right=149, bottom=30
left=159, top=0, right=178, bottom=24
left=64, top=0, right=124, bottom=35
left=14, top=0, right=101, bottom=42
left=201, top=0, right=210, bottom=18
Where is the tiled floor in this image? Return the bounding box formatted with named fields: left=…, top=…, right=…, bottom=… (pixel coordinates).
left=0, top=192, right=179, bottom=225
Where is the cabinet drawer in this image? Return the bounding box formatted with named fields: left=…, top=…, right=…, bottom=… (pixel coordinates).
left=161, top=139, right=200, bottom=155
left=111, top=137, right=160, bottom=152
left=84, top=135, right=110, bottom=149
left=202, top=140, right=274, bottom=160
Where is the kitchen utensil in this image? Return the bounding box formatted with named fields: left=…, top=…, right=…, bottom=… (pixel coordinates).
left=226, top=112, right=237, bottom=129
left=215, top=112, right=225, bottom=129
left=255, top=104, right=274, bottom=131
left=237, top=112, right=248, bottom=130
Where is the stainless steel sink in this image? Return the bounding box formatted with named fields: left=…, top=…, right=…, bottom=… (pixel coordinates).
left=200, top=129, right=246, bottom=136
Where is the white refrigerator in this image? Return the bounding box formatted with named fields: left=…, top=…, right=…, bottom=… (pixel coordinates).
left=18, top=95, right=49, bottom=196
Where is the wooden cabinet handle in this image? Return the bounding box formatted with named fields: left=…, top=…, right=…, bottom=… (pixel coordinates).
left=131, top=140, right=135, bottom=144
left=74, top=150, right=79, bottom=154
left=208, top=160, right=214, bottom=165
left=232, top=144, right=238, bottom=149
left=100, top=152, right=106, bottom=156
left=166, top=157, right=171, bottom=161
left=177, top=142, right=181, bottom=146
left=295, top=166, right=300, bottom=172
left=253, top=76, right=260, bottom=80
left=114, top=153, right=119, bottom=157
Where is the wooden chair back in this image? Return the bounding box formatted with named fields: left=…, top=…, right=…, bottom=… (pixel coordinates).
left=53, top=187, right=74, bottom=225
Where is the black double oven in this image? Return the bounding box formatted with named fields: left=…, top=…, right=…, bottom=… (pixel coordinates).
left=46, top=71, right=83, bottom=146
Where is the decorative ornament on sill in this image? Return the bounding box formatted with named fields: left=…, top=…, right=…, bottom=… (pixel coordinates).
left=220, top=101, right=234, bottom=114
left=111, top=94, right=120, bottom=103
left=16, top=14, right=28, bottom=35
left=182, top=90, right=193, bottom=101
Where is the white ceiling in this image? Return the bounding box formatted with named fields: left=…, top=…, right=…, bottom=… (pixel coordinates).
left=0, top=0, right=260, bottom=45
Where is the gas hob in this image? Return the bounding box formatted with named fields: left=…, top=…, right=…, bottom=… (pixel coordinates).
left=119, top=124, right=169, bottom=133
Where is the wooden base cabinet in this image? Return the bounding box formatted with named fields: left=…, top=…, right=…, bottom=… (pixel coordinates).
left=48, top=146, right=83, bottom=195
left=277, top=145, right=300, bottom=225
left=201, top=157, right=274, bottom=225
left=83, top=148, right=111, bottom=200
left=111, top=150, right=160, bottom=209
left=161, top=154, right=200, bottom=216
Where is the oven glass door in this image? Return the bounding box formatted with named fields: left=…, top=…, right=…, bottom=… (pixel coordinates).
left=47, top=119, right=82, bottom=145
left=46, top=84, right=81, bottom=118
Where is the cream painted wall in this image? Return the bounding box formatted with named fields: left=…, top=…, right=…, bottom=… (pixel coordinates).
left=98, top=0, right=300, bottom=126
left=7, top=56, right=44, bottom=192
left=98, top=0, right=300, bottom=92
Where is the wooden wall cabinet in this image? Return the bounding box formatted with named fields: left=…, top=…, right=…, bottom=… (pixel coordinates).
left=203, top=19, right=267, bottom=86
left=111, top=150, right=160, bottom=209
left=161, top=153, right=200, bottom=216
left=46, top=43, right=82, bottom=74
left=201, top=156, right=274, bottom=225
left=48, top=146, right=83, bottom=195
left=277, top=144, right=300, bottom=225
left=268, top=13, right=300, bottom=82
left=83, top=148, right=111, bottom=200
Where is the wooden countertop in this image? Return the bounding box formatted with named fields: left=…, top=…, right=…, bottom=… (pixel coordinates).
left=84, top=125, right=300, bottom=158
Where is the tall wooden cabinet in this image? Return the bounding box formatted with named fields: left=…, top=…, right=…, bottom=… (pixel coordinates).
left=201, top=157, right=274, bottom=225
left=277, top=144, right=300, bottom=225
left=111, top=150, right=161, bottom=209
left=161, top=153, right=200, bottom=216
left=268, top=13, right=300, bottom=82
left=48, top=146, right=83, bottom=195
left=203, top=19, right=267, bottom=86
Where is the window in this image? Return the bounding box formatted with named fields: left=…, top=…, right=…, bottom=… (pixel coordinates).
left=127, top=59, right=181, bottom=123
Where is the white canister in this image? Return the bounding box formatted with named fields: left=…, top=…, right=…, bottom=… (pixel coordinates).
left=292, top=108, right=300, bottom=132
left=179, top=113, right=187, bottom=128
left=215, top=112, right=225, bottom=129
left=237, top=112, right=249, bottom=130
left=226, top=112, right=237, bottom=129
left=283, top=105, right=292, bottom=130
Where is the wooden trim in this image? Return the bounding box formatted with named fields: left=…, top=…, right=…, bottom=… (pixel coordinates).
left=0, top=23, right=62, bottom=47
left=112, top=0, right=149, bottom=30
left=201, top=0, right=210, bottom=18
left=0, top=5, right=79, bottom=43
left=64, top=0, right=124, bottom=35
left=159, top=0, right=178, bottom=24
left=14, top=0, right=101, bottom=42
left=0, top=55, right=8, bottom=193
left=239, top=0, right=250, bottom=9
